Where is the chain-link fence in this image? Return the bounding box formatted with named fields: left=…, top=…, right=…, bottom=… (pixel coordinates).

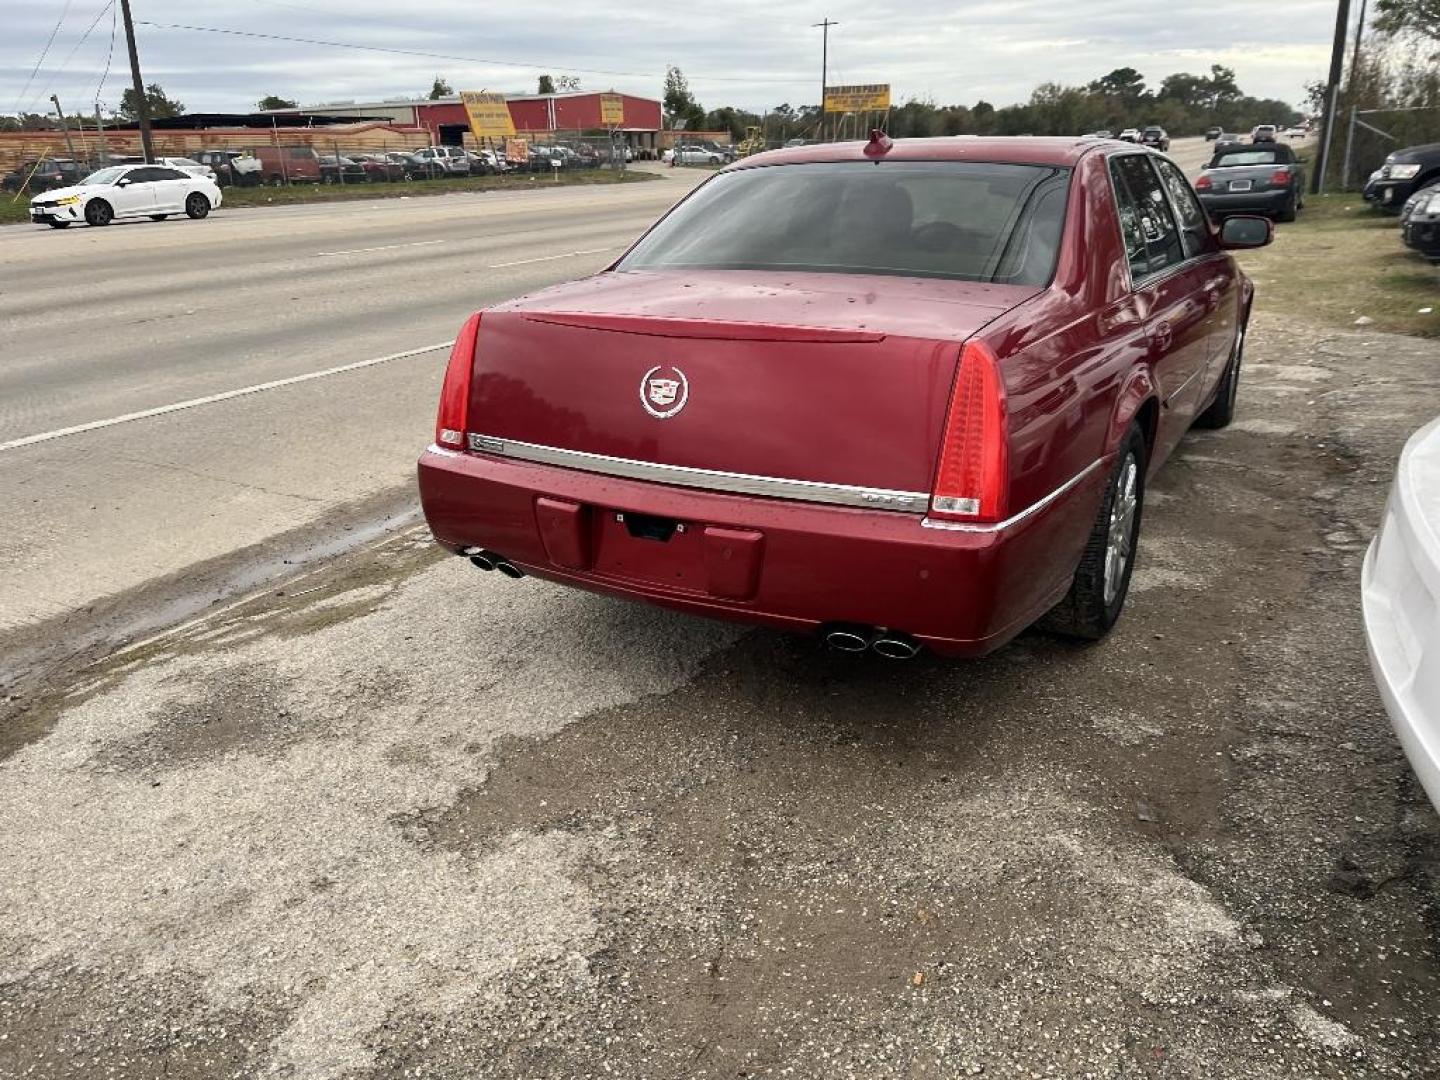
left=1, top=127, right=641, bottom=196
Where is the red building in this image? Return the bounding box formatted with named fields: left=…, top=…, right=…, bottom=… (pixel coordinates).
left=266, top=91, right=664, bottom=156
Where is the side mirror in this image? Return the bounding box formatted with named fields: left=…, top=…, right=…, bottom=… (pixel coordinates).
left=116, top=177, right=131, bottom=186
left=1219, top=215, right=1274, bottom=250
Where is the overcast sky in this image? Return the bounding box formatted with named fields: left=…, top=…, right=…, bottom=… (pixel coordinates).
left=5, top=0, right=1338, bottom=118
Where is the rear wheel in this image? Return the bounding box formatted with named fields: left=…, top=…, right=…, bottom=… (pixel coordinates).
left=1195, top=318, right=1245, bottom=429
left=185, top=193, right=210, bottom=220
left=1040, top=426, right=1146, bottom=642
left=84, top=199, right=113, bottom=226
left=1278, top=190, right=1298, bottom=222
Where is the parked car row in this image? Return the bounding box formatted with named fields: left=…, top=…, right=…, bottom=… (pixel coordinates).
left=1361, top=142, right=1440, bottom=261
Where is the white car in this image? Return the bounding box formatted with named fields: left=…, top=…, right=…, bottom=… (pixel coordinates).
left=411, top=147, right=470, bottom=175
left=1118, top=128, right=1141, bottom=143
left=671, top=144, right=726, bottom=165
left=1362, top=415, right=1440, bottom=812
left=155, top=155, right=217, bottom=181
left=28, top=163, right=222, bottom=228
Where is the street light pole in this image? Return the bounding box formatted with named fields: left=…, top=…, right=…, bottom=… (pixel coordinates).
left=119, top=0, right=155, bottom=162
left=812, top=18, right=837, bottom=142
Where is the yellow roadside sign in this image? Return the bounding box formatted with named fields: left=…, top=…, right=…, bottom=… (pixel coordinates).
left=823, top=84, right=891, bottom=113
left=460, top=91, right=516, bottom=140
left=599, top=94, right=625, bottom=126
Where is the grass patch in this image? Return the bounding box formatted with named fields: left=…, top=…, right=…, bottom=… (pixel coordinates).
left=1235, top=193, right=1439, bottom=338
left=0, top=168, right=657, bottom=226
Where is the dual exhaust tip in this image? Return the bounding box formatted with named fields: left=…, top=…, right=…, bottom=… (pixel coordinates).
left=463, top=548, right=525, bottom=578
left=823, top=624, right=921, bottom=660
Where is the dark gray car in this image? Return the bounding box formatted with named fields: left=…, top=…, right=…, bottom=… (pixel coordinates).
left=1195, top=141, right=1305, bottom=222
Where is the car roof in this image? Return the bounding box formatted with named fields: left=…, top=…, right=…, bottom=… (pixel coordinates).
left=734, top=135, right=1111, bottom=170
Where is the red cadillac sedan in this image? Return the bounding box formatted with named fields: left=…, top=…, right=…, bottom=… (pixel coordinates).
left=418, top=134, right=1272, bottom=658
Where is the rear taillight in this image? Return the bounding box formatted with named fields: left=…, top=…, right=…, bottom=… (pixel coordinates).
left=1195, top=175, right=1212, bottom=191
left=435, top=312, right=482, bottom=449
left=930, top=340, right=1009, bottom=524
left=1270, top=169, right=1291, bottom=185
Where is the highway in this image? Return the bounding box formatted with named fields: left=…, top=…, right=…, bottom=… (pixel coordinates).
left=0, top=169, right=704, bottom=664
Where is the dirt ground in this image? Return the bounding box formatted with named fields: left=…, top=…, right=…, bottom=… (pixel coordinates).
left=1, top=304, right=1437, bottom=1079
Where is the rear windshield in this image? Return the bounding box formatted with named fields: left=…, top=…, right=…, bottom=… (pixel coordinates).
left=617, top=160, right=1072, bottom=286
left=1213, top=150, right=1283, bottom=167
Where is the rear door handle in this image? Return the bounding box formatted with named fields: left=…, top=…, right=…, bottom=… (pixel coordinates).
left=1150, top=322, right=1174, bottom=351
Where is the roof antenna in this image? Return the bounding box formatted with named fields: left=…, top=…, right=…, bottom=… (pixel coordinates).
left=864, top=128, right=893, bottom=159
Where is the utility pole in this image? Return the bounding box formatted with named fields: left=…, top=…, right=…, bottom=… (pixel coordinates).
left=94, top=104, right=110, bottom=169
left=119, top=0, right=155, bottom=162
left=50, top=94, right=79, bottom=165
left=1313, top=0, right=1351, bottom=195
left=812, top=18, right=836, bottom=142
left=1339, top=0, right=1369, bottom=189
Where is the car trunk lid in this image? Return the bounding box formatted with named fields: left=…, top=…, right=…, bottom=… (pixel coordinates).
left=464, top=270, right=1036, bottom=499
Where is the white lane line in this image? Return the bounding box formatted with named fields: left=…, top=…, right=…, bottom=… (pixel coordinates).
left=316, top=239, right=448, bottom=257
left=488, top=246, right=618, bottom=269
left=0, top=342, right=450, bottom=454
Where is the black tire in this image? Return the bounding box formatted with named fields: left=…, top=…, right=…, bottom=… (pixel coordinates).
left=84, top=199, right=113, bottom=226
left=149, top=214, right=168, bottom=221
left=1040, top=425, right=1146, bottom=642
left=47, top=220, right=69, bottom=228
left=1195, top=318, right=1246, bottom=429
left=185, top=193, right=210, bottom=220
left=1278, top=191, right=1298, bottom=222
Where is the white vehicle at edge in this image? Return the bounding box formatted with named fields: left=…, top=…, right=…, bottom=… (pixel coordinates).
left=154, top=155, right=217, bottom=181
left=1362, top=415, right=1440, bottom=812
left=28, top=163, right=222, bottom=229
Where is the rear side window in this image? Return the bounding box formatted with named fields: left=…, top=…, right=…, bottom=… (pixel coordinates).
left=618, top=161, right=1071, bottom=286
left=1109, top=155, right=1184, bottom=282
left=1153, top=158, right=1212, bottom=257
left=1213, top=150, right=1286, bottom=167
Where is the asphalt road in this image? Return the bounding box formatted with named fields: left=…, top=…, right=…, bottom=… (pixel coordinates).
left=0, top=169, right=704, bottom=665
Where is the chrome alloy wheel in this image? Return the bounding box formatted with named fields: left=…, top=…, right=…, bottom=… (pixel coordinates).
left=1104, top=452, right=1140, bottom=606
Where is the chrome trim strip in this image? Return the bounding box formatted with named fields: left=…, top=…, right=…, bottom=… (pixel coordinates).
left=466, top=432, right=932, bottom=513
left=1164, top=359, right=1209, bottom=405
left=920, top=458, right=1106, bottom=533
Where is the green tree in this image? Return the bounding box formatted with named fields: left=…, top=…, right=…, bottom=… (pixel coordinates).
left=663, top=65, right=705, bottom=130
left=537, top=74, right=556, bottom=94
left=429, top=76, right=453, bottom=99
left=1375, top=0, right=1440, bottom=43
left=1088, top=67, right=1147, bottom=104
left=118, top=83, right=184, bottom=120
left=256, top=95, right=297, bottom=111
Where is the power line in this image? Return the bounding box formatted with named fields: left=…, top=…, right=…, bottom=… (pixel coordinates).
left=133, top=19, right=811, bottom=85
left=13, top=0, right=78, bottom=114
left=29, top=0, right=116, bottom=112
left=95, top=0, right=118, bottom=105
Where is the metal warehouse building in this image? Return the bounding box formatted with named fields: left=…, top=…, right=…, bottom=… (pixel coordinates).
left=264, top=91, right=664, bottom=157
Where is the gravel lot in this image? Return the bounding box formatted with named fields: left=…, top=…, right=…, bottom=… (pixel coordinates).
left=2, top=305, right=1439, bottom=1076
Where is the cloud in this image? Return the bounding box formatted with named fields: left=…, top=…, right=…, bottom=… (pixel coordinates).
left=4, top=0, right=1330, bottom=117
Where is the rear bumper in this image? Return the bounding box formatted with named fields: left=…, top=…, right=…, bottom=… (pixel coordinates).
left=1199, top=189, right=1290, bottom=216
left=1361, top=417, right=1440, bottom=813
left=417, top=446, right=1107, bottom=657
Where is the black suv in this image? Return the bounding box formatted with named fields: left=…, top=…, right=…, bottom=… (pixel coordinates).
left=1139, top=126, right=1170, bottom=152
left=1365, top=142, right=1440, bottom=215
left=1, top=158, right=85, bottom=193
